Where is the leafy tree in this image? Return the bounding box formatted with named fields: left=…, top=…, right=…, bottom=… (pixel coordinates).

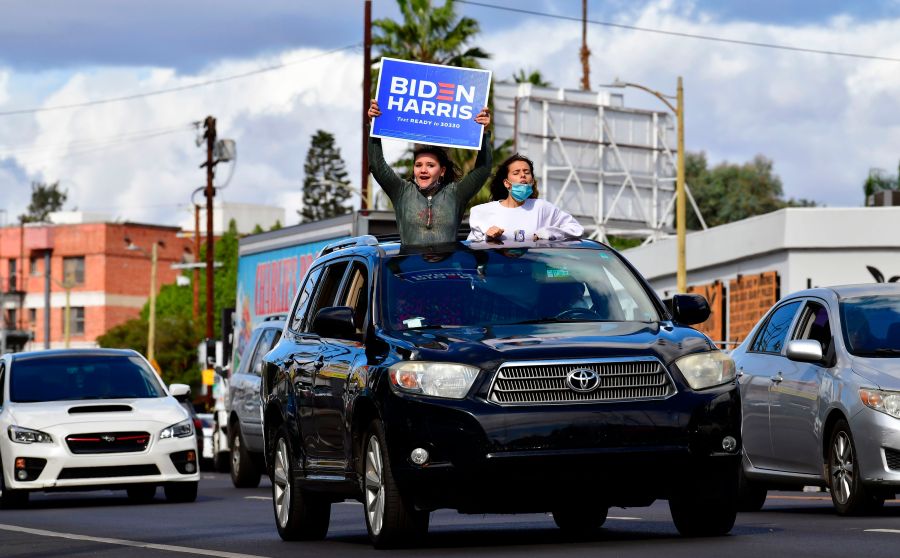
left=685, top=152, right=816, bottom=229
left=300, top=130, right=353, bottom=223
left=19, top=181, right=67, bottom=223
left=513, top=68, right=551, bottom=87
left=863, top=162, right=900, bottom=200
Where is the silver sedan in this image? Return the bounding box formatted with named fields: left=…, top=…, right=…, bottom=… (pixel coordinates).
left=731, top=283, right=900, bottom=515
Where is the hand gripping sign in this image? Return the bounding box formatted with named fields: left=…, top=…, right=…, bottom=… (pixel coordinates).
left=371, top=57, right=492, bottom=150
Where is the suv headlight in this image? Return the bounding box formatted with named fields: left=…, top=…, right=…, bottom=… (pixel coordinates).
left=675, top=351, right=736, bottom=390
left=8, top=425, right=53, bottom=444
left=160, top=419, right=194, bottom=439
left=859, top=388, right=900, bottom=419
left=389, top=362, right=479, bottom=399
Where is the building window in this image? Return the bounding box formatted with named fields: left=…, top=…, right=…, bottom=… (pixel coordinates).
left=28, top=308, right=36, bottom=326
left=63, top=256, right=85, bottom=285
left=4, top=309, right=16, bottom=329
left=64, top=307, right=85, bottom=336
left=7, top=259, right=17, bottom=292
left=30, top=257, right=39, bottom=276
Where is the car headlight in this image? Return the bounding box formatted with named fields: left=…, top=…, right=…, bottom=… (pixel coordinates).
left=8, top=425, right=53, bottom=444
left=160, top=419, right=194, bottom=439
left=675, top=351, right=736, bottom=390
left=389, top=361, right=479, bottom=399
left=859, top=388, right=900, bottom=419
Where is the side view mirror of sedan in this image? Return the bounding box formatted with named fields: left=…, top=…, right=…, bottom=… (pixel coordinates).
left=312, top=306, right=359, bottom=340
left=786, top=339, right=824, bottom=363
left=671, top=294, right=711, bottom=325
left=169, top=383, right=192, bottom=401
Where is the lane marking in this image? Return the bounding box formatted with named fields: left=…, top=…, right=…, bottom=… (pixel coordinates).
left=608, top=516, right=642, bottom=521
left=866, top=529, right=900, bottom=534
left=0, top=524, right=270, bottom=558
left=243, top=496, right=271, bottom=500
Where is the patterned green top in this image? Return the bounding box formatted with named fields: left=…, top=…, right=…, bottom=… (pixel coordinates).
left=368, top=134, right=492, bottom=245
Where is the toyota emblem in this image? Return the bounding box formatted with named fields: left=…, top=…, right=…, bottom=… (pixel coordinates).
left=566, top=368, right=600, bottom=393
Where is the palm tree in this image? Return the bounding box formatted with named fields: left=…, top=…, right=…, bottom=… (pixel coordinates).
left=512, top=68, right=551, bottom=87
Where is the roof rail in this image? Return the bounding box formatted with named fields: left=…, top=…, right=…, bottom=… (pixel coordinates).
left=318, top=235, right=380, bottom=257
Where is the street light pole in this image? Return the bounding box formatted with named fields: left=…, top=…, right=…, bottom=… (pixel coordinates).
left=599, top=76, right=687, bottom=292
left=203, top=117, right=216, bottom=340
left=148, top=241, right=158, bottom=364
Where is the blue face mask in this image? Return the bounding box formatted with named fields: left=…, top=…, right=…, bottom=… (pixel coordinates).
left=509, top=183, right=533, bottom=202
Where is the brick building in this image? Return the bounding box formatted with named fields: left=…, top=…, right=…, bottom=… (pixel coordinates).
left=0, top=216, right=193, bottom=351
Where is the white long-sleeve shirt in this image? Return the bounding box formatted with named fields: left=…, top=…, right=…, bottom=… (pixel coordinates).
left=467, top=199, right=584, bottom=242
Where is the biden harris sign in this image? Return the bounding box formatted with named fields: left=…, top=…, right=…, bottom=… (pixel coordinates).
left=371, top=58, right=492, bottom=150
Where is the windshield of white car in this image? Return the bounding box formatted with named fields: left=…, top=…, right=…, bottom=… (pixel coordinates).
left=10, top=355, right=167, bottom=402
left=382, top=247, right=660, bottom=330
left=839, top=295, right=900, bottom=357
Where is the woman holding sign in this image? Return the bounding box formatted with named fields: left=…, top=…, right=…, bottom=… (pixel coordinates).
left=368, top=99, right=492, bottom=245
left=467, top=153, right=583, bottom=243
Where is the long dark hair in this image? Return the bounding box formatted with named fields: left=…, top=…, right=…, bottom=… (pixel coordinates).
left=489, top=153, right=539, bottom=201
left=411, top=145, right=459, bottom=184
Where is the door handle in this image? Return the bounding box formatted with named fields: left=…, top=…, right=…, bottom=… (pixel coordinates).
left=770, top=373, right=783, bottom=384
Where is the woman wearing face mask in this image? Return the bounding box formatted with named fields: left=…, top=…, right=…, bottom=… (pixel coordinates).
left=467, top=154, right=583, bottom=242
left=367, top=99, right=492, bottom=245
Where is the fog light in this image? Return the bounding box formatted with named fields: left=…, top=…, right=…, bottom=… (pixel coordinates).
left=722, top=436, right=738, bottom=453
left=184, top=462, right=196, bottom=473
left=16, top=469, right=28, bottom=481
left=410, top=448, right=429, bottom=465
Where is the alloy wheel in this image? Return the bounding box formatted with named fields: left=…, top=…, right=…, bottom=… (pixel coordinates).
left=830, top=430, right=854, bottom=505
left=232, top=434, right=241, bottom=472
left=273, top=438, right=292, bottom=528
left=365, top=434, right=385, bottom=535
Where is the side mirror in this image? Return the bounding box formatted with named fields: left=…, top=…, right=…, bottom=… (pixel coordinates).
left=311, top=306, right=358, bottom=340
left=786, top=339, right=824, bottom=363
left=671, top=294, right=711, bottom=325
left=169, top=383, right=191, bottom=401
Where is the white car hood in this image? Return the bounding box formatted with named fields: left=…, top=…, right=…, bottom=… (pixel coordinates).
left=852, top=356, right=900, bottom=390
left=6, top=397, right=189, bottom=431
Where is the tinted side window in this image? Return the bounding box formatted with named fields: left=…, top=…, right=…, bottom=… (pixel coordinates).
left=248, top=328, right=278, bottom=376
left=305, top=261, right=350, bottom=332
left=0, top=363, right=5, bottom=406
left=794, top=301, right=832, bottom=355
left=290, top=266, right=323, bottom=332
left=339, top=261, right=370, bottom=335
left=750, top=301, right=801, bottom=354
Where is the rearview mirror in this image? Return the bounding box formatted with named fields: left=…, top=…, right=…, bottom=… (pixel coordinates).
left=786, top=339, right=824, bottom=363
left=311, top=306, right=358, bottom=340
left=169, top=383, right=191, bottom=401
left=671, top=294, right=711, bottom=325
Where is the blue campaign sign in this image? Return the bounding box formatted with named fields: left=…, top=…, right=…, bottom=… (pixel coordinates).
left=371, top=57, right=492, bottom=150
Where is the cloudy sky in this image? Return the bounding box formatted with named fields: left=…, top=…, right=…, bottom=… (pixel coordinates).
left=2, top=0, right=900, bottom=228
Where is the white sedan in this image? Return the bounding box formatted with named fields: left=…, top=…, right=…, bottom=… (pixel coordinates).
left=0, top=348, right=200, bottom=508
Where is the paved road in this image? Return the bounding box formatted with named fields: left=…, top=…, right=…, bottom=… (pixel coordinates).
left=1, top=473, right=898, bottom=557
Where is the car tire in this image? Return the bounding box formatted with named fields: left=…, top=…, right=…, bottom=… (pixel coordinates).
left=363, top=420, right=429, bottom=549
left=736, top=466, right=767, bottom=512
left=271, top=426, right=331, bottom=541
left=164, top=481, right=198, bottom=503
left=0, top=470, right=29, bottom=510
left=552, top=505, right=609, bottom=535
left=828, top=419, right=884, bottom=515
left=230, top=423, right=261, bottom=488
left=669, top=470, right=738, bottom=537
left=126, top=484, right=157, bottom=503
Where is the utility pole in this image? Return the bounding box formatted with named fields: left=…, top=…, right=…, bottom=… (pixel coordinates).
left=148, top=241, right=158, bottom=364
left=361, top=0, right=372, bottom=209
left=675, top=76, right=686, bottom=293
left=580, top=0, right=591, bottom=91
left=193, top=203, right=200, bottom=320
left=202, top=116, right=216, bottom=340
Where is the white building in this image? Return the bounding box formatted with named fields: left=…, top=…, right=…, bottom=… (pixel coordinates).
left=177, top=202, right=285, bottom=236
left=621, top=207, right=900, bottom=344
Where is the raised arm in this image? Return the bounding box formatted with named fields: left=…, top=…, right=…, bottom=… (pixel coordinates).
left=456, top=131, right=493, bottom=202
left=367, top=99, right=405, bottom=201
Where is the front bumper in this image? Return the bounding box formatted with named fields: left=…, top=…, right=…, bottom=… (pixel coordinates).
left=849, top=406, right=900, bottom=486
left=1, top=433, right=200, bottom=492
left=380, top=384, right=741, bottom=512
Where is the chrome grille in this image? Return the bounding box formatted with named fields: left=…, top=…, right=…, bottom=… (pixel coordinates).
left=488, top=358, right=675, bottom=405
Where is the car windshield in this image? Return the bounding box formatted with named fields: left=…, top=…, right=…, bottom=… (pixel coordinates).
left=10, top=355, right=166, bottom=403
left=839, top=294, right=900, bottom=357
left=381, top=247, right=660, bottom=330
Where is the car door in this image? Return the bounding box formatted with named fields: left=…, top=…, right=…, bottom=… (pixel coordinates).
left=768, top=299, right=831, bottom=475
left=298, top=259, right=350, bottom=471
left=312, top=259, right=371, bottom=472
left=236, top=326, right=281, bottom=452
left=738, top=300, right=802, bottom=471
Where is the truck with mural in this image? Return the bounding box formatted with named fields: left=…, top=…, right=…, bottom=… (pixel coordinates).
left=210, top=210, right=396, bottom=472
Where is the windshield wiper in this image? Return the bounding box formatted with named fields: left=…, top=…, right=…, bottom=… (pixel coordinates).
left=872, top=347, right=900, bottom=355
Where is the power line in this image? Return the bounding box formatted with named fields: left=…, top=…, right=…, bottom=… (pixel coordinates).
left=0, top=43, right=361, bottom=117
left=8, top=127, right=193, bottom=167
left=0, top=123, right=193, bottom=157
left=457, top=0, right=900, bottom=63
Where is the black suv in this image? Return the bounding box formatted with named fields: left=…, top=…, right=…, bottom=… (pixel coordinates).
left=261, top=237, right=741, bottom=548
